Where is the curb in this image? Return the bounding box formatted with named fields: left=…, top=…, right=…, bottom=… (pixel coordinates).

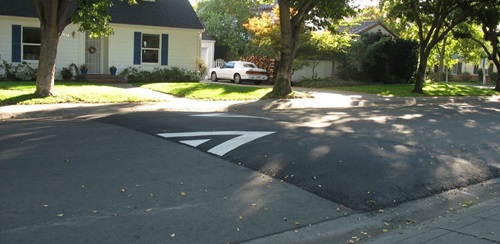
left=1, top=87, right=498, bottom=120
left=240, top=178, right=500, bottom=244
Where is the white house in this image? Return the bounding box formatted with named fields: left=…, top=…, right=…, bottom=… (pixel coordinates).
left=0, top=0, right=205, bottom=78
left=201, top=32, right=216, bottom=70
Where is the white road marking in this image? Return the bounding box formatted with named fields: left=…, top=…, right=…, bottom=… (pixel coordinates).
left=180, top=139, right=210, bottom=147
left=157, top=131, right=275, bottom=156
left=191, top=113, right=273, bottom=120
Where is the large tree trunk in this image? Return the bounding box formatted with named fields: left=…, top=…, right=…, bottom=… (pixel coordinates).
left=33, top=0, right=71, bottom=97
left=272, top=0, right=294, bottom=97
left=495, top=73, right=500, bottom=91
left=35, top=22, right=60, bottom=97
left=413, top=46, right=431, bottom=94
left=494, top=60, right=500, bottom=91
left=437, top=37, right=447, bottom=82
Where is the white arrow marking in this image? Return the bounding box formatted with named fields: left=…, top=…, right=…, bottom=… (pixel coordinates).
left=157, top=131, right=275, bottom=156
left=180, top=139, right=211, bottom=147
left=191, top=113, right=272, bottom=120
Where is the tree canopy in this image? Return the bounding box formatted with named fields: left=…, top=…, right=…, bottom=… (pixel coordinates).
left=383, top=0, right=490, bottom=93
left=195, top=0, right=262, bottom=59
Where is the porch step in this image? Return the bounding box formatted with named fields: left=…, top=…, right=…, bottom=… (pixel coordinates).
left=85, top=74, right=126, bottom=83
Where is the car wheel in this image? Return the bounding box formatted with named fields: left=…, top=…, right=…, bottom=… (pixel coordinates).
left=234, top=74, right=242, bottom=84
left=211, top=72, right=218, bottom=82
left=254, top=80, right=262, bottom=85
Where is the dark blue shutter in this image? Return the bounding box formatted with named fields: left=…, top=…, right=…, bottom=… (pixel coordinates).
left=12, top=25, right=22, bottom=62
left=161, top=34, right=169, bottom=66
left=133, top=32, right=141, bottom=65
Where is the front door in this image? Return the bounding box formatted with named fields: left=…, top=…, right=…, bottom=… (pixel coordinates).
left=85, top=33, right=101, bottom=74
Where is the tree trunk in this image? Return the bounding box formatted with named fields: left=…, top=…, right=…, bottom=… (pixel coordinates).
left=413, top=46, right=431, bottom=94
left=495, top=74, right=500, bottom=91
left=494, top=60, right=500, bottom=91
left=35, top=22, right=60, bottom=97
left=272, top=0, right=295, bottom=97
left=438, top=37, right=447, bottom=82
left=33, top=0, right=70, bottom=97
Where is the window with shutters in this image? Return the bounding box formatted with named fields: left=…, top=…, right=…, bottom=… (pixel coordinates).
left=23, top=27, right=41, bottom=61
left=142, top=34, right=160, bottom=63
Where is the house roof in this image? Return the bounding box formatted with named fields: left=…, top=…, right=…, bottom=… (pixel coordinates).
left=202, top=31, right=216, bottom=41
left=338, top=20, right=397, bottom=38
left=0, top=0, right=204, bottom=30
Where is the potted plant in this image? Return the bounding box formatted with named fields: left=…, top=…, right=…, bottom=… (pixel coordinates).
left=109, top=66, right=117, bottom=76
left=60, top=67, right=73, bottom=81
left=80, top=64, right=88, bottom=75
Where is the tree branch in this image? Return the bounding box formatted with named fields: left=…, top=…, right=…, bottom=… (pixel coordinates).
left=56, top=0, right=72, bottom=33
left=32, top=0, right=45, bottom=24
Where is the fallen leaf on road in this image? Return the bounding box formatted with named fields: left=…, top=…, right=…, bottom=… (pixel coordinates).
left=57, top=214, right=64, bottom=217
left=180, top=192, right=186, bottom=196
left=462, top=201, right=473, bottom=208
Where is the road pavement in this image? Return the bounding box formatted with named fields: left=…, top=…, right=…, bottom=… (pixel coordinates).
left=1, top=84, right=499, bottom=243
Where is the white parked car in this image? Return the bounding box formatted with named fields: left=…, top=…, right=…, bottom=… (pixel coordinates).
left=209, top=61, right=268, bottom=85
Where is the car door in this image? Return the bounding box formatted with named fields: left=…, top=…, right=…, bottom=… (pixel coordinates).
left=219, top=62, right=235, bottom=80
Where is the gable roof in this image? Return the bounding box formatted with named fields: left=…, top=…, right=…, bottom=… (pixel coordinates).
left=0, top=0, right=204, bottom=30
left=339, top=20, right=397, bottom=38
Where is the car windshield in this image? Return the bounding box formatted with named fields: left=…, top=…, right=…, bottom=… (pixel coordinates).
left=242, top=63, right=256, bottom=68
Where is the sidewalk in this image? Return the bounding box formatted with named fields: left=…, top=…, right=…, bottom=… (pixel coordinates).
left=1, top=83, right=499, bottom=120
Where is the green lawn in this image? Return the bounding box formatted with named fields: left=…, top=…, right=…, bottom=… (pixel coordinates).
left=1, top=81, right=497, bottom=106
left=0, top=81, right=167, bottom=106
left=138, top=82, right=272, bottom=100
left=330, top=82, right=499, bottom=97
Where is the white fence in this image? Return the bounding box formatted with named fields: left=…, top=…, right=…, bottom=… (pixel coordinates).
left=292, top=60, right=334, bottom=82
left=214, top=59, right=226, bottom=68
left=210, top=59, right=334, bottom=82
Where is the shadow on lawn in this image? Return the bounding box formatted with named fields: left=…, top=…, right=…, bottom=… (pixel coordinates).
left=0, top=94, right=36, bottom=106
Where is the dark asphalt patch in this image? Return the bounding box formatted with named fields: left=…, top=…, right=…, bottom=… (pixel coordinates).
left=95, top=109, right=500, bottom=211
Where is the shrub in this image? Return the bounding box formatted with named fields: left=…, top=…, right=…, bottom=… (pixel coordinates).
left=489, top=72, right=498, bottom=84
left=0, top=60, right=17, bottom=80
left=119, top=66, right=199, bottom=82
left=196, top=58, right=208, bottom=78
left=477, top=69, right=484, bottom=82
left=60, top=67, right=73, bottom=81
left=336, top=32, right=418, bottom=84
left=0, top=61, right=37, bottom=81
left=459, top=72, right=473, bottom=82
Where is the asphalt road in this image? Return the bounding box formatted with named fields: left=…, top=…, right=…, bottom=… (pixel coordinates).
left=96, top=102, right=500, bottom=211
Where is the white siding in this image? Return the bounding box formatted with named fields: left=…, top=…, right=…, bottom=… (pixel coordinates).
left=201, top=40, right=215, bottom=69
left=292, top=60, right=333, bottom=82
left=108, top=24, right=201, bottom=73
left=0, top=16, right=86, bottom=78
left=1, top=16, right=202, bottom=78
